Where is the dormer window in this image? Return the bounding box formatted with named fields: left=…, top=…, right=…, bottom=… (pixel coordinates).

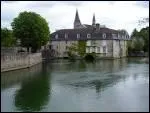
left=87, top=34, right=91, bottom=38
left=103, top=33, right=106, bottom=39
left=65, top=33, right=68, bottom=39
left=77, top=34, right=80, bottom=39
left=55, top=34, right=58, bottom=39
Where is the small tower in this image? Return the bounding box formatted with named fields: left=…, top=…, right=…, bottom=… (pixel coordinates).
left=74, top=9, right=82, bottom=29
left=92, top=13, right=96, bottom=27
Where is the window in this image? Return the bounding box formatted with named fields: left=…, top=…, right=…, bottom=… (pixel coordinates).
left=102, top=40, right=106, bottom=46
left=55, top=34, right=58, bottom=39
left=49, top=45, right=52, bottom=49
left=92, top=47, right=95, bottom=52
left=103, top=46, right=106, bottom=53
left=86, top=47, right=90, bottom=53
left=103, top=33, right=106, bottom=39
left=87, top=34, right=91, bottom=38
left=118, top=34, right=120, bottom=39
left=65, top=33, right=68, bottom=39
left=97, top=47, right=100, bottom=53
left=77, top=34, right=80, bottom=39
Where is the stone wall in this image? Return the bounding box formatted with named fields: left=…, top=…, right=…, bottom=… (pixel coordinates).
left=51, top=41, right=78, bottom=58
left=1, top=47, right=27, bottom=55
left=113, top=40, right=128, bottom=58
left=1, top=53, right=42, bottom=72
left=51, top=39, right=128, bottom=59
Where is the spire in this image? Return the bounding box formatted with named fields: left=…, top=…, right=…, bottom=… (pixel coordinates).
left=74, top=9, right=82, bottom=29
left=92, top=13, right=96, bottom=26
left=74, top=9, right=81, bottom=23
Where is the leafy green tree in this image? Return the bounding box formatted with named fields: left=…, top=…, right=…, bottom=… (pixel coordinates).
left=11, top=11, right=50, bottom=53
left=67, top=43, right=78, bottom=59
left=67, top=41, right=86, bottom=58
left=1, top=28, right=16, bottom=47
left=128, top=27, right=149, bottom=53
left=139, top=27, right=149, bottom=52
left=131, top=28, right=139, bottom=38
left=78, top=41, right=86, bottom=57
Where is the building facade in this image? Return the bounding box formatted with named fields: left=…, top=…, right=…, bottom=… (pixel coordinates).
left=50, top=10, right=130, bottom=58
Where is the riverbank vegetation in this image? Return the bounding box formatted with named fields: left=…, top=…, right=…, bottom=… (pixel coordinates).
left=127, top=26, right=149, bottom=54
left=1, top=28, right=16, bottom=47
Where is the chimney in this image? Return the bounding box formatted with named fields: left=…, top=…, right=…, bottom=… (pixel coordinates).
left=96, top=23, right=100, bottom=31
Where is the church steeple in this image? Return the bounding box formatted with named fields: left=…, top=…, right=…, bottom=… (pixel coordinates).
left=74, top=9, right=82, bottom=29
left=92, top=13, right=96, bottom=26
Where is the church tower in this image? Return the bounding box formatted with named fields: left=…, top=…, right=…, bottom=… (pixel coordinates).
left=92, top=13, right=96, bottom=27
left=74, top=9, right=82, bottom=29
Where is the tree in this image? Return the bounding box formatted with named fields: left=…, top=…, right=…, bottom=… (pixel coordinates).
left=128, top=27, right=149, bottom=53
left=67, top=41, right=86, bottom=58
left=131, top=28, right=139, bottom=38
left=1, top=28, right=16, bottom=47
left=11, top=11, right=50, bottom=53
left=139, top=27, right=149, bottom=52
left=138, top=17, right=149, bottom=26
left=78, top=41, right=86, bottom=57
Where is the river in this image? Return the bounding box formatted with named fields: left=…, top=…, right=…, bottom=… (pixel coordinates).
left=1, top=57, right=149, bottom=112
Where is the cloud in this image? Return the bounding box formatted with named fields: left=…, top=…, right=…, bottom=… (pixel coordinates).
left=135, top=1, right=149, bottom=8
left=1, top=1, right=149, bottom=35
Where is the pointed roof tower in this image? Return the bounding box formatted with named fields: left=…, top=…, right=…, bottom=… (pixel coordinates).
left=92, top=13, right=96, bottom=26
left=74, top=9, right=82, bottom=29
left=74, top=9, right=81, bottom=24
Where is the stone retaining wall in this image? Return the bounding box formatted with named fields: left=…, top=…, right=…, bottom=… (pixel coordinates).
left=1, top=53, right=42, bottom=72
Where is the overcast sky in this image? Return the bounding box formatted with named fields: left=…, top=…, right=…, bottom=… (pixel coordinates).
left=1, top=1, right=149, bottom=35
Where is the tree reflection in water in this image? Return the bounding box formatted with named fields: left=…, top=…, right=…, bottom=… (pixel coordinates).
left=14, top=62, right=51, bottom=112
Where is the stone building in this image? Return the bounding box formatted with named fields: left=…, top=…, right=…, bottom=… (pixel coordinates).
left=50, top=9, right=130, bottom=58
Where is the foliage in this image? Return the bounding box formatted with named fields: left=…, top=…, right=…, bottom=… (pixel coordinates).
left=78, top=41, right=86, bottom=57
left=67, top=43, right=78, bottom=59
left=67, top=41, right=86, bottom=59
left=84, top=53, right=95, bottom=61
left=11, top=11, right=50, bottom=53
left=138, top=17, right=149, bottom=26
left=128, top=27, right=149, bottom=52
left=139, top=27, right=149, bottom=52
left=1, top=28, right=16, bottom=47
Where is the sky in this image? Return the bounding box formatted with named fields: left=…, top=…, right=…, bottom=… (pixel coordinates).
left=1, top=1, right=149, bottom=35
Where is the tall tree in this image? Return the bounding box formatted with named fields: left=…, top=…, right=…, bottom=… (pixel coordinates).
left=139, top=27, right=149, bottom=52
left=11, top=11, right=50, bottom=53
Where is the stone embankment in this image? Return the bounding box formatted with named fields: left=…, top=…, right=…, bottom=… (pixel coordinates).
left=1, top=52, right=42, bottom=72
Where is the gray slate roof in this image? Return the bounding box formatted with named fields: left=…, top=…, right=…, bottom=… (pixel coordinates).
left=50, top=27, right=130, bottom=41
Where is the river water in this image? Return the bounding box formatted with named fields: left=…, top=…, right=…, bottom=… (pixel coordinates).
left=1, top=58, right=149, bottom=112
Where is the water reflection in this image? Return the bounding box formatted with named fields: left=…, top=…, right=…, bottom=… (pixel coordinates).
left=1, top=57, right=149, bottom=112
left=14, top=62, right=51, bottom=112
left=54, top=59, right=128, bottom=96
left=1, top=62, right=51, bottom=112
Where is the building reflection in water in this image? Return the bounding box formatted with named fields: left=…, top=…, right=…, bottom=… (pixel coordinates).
left=14, top=62, right=51, bottom=112
left=58, top=58, right=128, bottom=96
